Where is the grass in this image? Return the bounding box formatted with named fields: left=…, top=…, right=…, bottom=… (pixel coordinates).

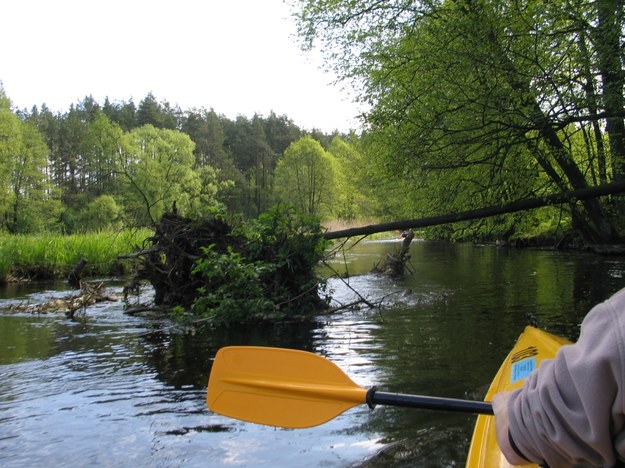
left=0, top=229, right=151, bottom=282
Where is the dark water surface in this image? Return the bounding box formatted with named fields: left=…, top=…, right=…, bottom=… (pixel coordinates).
left=2, top=240, right=625, bottom=467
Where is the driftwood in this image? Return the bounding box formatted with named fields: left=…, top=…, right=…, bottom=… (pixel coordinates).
left=1, top=282, right=116, bottom=317
left=322, top=299, right=375, bottom=314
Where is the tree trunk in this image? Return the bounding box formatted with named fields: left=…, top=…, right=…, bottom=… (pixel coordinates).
left=324, top=181, right=625, bottom=241
left=596, top=0, right=625, bottom=181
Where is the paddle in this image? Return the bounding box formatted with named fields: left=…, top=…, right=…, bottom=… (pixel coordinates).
left=206, top=346, right=494, bottom=428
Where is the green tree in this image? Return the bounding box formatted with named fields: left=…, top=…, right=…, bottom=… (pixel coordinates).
left=295, top=0, right=625, bottom=243
left=137, top=93, right=178, bottom=129
left=0, top=89, right=20, bottom=227
left=328, top=136, right=373, bottom=220
left=81, top=111, right=124, bottom=196
left=0, top=89, right=60, bottom=233
left=250, top=115, right=277, bottom=215
left=120, top=124, right=209, bottom=225
left=9, top=121, right=61, bottom=232
left=54, top=104, right=88, bottom=198
left=180, top=108, right=246, bottom=212
left=263, top=111, right=303, bottom=156
left=75, top=194, right=123, bottom=232
left=274, top=136, right=335, bottom=217
left=103, top=97, right=137, bottom=131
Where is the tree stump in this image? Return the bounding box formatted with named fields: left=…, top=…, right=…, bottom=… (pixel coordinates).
left=67, top=258, right=88, bottom=287
left=373, top=230, right=415, bottom=276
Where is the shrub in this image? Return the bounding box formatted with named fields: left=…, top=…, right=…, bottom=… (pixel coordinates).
left=188, top=205, right=328, bottom=326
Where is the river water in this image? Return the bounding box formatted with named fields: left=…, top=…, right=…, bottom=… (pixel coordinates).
left=1, top=240, right=625, bottom=467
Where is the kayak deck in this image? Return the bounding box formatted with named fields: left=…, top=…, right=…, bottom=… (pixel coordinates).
left=465, top=326, right=572, bottom=467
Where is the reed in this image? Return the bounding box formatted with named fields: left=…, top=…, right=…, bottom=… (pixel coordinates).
left=0, top=229, right=151, bottom=282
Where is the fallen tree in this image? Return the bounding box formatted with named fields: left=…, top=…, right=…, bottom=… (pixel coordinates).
left=117, top=182, right=625, bottom=325
left=324, top=181, right=625, bottom=242
left=119, top=212, right=238, bottom=307
left=120, top=207, right=329, bottom=325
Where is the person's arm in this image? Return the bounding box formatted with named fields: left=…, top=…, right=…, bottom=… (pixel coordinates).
left=493, top=390, right=532, bottom=465
left=494, top=288, right=625, bottom=466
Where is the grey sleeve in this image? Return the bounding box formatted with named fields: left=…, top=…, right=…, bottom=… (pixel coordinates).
left=507, top=288, right=625, bottom=466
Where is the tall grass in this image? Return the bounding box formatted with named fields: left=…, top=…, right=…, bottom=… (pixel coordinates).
left=0, top=229, right=151, bottom=282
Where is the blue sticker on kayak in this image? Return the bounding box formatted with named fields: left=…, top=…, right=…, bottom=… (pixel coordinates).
left=511, top=357, right=536, bottom=383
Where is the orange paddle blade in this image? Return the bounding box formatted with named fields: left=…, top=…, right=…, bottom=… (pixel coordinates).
left=207, top=346, right=368, bottom=428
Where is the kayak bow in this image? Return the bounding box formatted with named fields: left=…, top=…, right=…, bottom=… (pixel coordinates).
left=466, top=326, right=571, bottom=467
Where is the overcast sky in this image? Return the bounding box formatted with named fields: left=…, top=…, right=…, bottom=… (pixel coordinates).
left=1, top=0, right=363, bottom=133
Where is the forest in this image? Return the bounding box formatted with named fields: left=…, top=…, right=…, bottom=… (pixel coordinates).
left=2, top=0, right=625, bottom=248
left=0, top=90, right=375, bottom=235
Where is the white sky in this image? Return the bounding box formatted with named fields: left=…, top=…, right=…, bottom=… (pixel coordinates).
left=1, top=0, right=363, bottom=133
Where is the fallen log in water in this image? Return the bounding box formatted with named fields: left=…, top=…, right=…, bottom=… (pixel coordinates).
left=324, top=180, right=625, bottom=240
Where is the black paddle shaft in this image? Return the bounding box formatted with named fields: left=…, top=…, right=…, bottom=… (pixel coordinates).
left=366, top=388, right=494, bottom=415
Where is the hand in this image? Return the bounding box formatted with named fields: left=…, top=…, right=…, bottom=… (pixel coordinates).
left=493, top=391, right=531, bottom=465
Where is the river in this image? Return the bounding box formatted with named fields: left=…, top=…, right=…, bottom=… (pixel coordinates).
left=1, top=240, right=625, bottom=467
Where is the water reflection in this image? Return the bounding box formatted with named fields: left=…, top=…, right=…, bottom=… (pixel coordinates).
left=1, top=241, right=625, bottom=467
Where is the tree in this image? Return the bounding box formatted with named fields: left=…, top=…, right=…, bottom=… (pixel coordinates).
left=103, top=97, right=137, bottom=131
left=75, top=194, right=122, bottom=232
left=136, top=93, right=178, bottom=130
left=0, top=89, right=20, bottom=227
left=250, top=115, right=277, bottom=215
left=294, top=0, right=625, bottom=243
left=0, top=88, right=61, bottom=232
left=180, top=108, right=246, bottom=213
left=328, top=136, right=374, bottom=220
left=9, top=121, right=61, bottom=232
left=54, top=104, right=88, bottom=198
left=274, top=136, right=335, bottom=217
left=120, top=125, right=208, bottom=225
left=81, top=111, right=124, bottom=197
left=263, top=111, right=303, bottom=156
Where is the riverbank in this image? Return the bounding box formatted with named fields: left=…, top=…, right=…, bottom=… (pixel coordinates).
left=2, top=221, right=622, bottom=287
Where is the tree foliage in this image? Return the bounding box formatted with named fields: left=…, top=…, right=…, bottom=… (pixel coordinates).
left=120, top=124, right=201, bottom=225
left=294, top=0, right=625, bottom=243
left=0, top=90, right=60, bottom=232
left=1, top=86, right=347, bottom=233
left=274, top=136, right=336, bottom=217
left=328, top=136, right=375, bottom=220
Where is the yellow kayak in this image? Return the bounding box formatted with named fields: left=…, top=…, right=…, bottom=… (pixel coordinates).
left=466, top=326, right=572, bottom=467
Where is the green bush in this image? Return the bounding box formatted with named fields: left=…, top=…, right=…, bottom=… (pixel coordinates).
left=189, top=205, right=328, bottom=326
left=191, top=246, right=276, bottom=326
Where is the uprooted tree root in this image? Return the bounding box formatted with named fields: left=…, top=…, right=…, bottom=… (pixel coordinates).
left=119, top=212, right=244, bottom=308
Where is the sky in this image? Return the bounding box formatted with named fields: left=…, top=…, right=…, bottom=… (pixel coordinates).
left=1, top=0, right=364, bottom=133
